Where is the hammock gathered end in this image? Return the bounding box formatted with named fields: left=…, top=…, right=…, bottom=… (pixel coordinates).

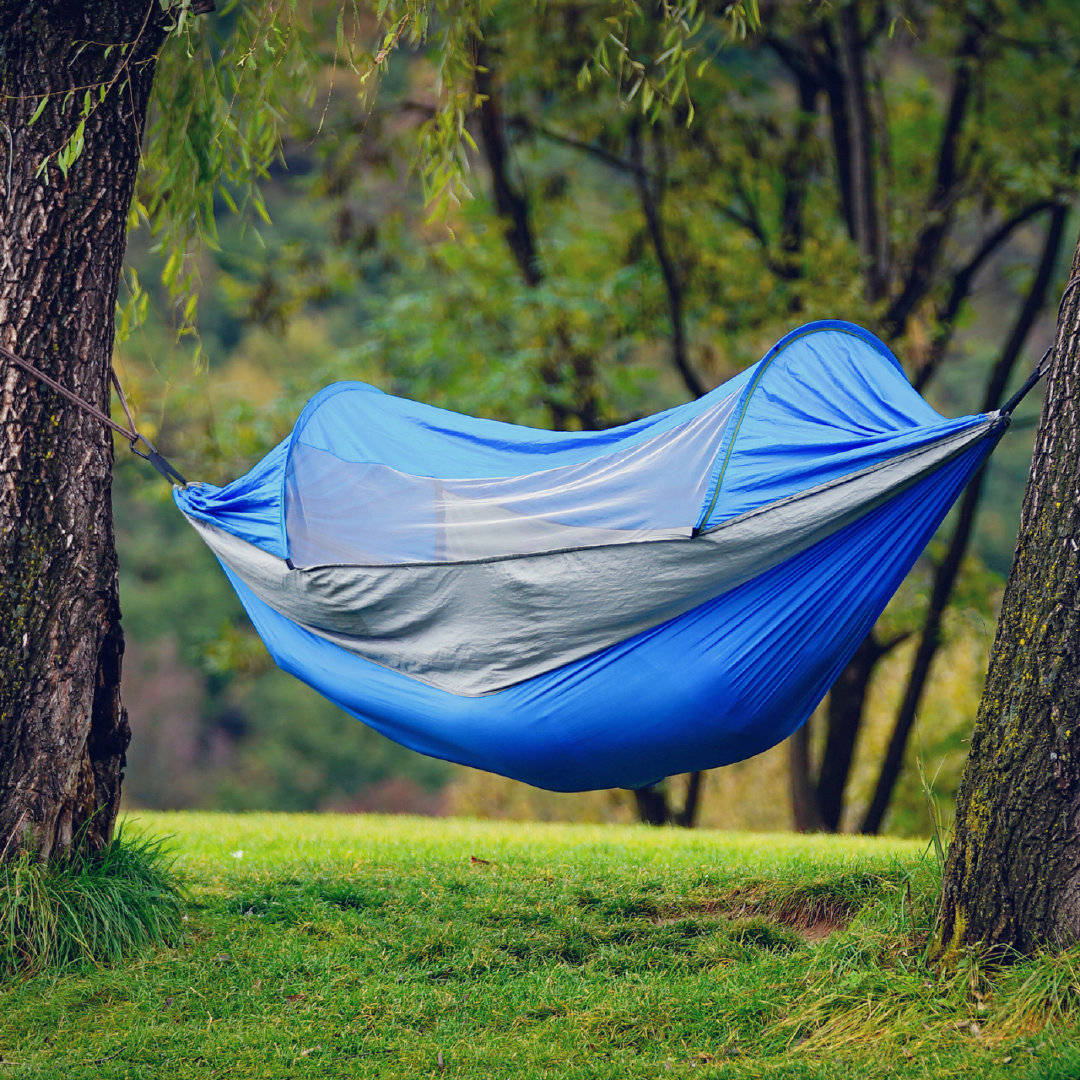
left=175, top=320, right=1006, bottom=792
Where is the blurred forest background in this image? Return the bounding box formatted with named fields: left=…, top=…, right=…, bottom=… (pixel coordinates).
left=114, top=1, right=1079, bottom=835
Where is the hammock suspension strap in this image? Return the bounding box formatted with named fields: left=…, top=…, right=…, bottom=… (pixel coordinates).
left=0, top=342, right=186, bottom=486
left=1000, top=276, right=1080, bottom=417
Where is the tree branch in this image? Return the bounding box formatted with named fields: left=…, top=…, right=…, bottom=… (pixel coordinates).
left=521, top=117, right=769, bottom=249
left=473, top=48, right=602, bottom=430
left=629, top=121, right=706, bottom=399
left=876, top=628, right=915, bottom=656
left=836, top=2, right=888, bottom=299
left=776, top=69, right=819, bottom=278
left=474, top=52, right=542, bottom=287
left=812, top=18, right=860, bottom=246
left=168, top=0, right=215, bottom=13
left=509, top=117, right=636, bottom=177
left=913, top=200, right=1058, bottom=392
left=882, top=24, right=987, bottom=336
left=688, top=129, right=771, bottom=249
left=763, top=29, right=832, bottom=87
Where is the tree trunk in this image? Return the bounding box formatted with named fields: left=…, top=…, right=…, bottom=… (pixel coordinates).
left=787, top=632, right=904, bottom=833
left=674, top=771, right=703, bottom=829
left=0, top=4, right=165, bottom=861
left=633, top=784, right=672, bottom=827
left=835, top=3, right=887, bottom=300
left=788, top=720, right=823, bottom=832
left=815, top=633, right=885, bottom=831
left=475, top=45, right=543, bottom=289
left=934, top=239, right=1080, bottom=956
left=632, top=772, right=704, bottom=828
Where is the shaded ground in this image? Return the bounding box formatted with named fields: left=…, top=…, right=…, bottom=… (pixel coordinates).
left=1, top=813, right=1078, bottom=1079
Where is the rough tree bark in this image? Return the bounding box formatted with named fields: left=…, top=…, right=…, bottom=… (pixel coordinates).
left=934, top=237, right=1080, bottom=956
left=0, top=3, right=167, bottom=860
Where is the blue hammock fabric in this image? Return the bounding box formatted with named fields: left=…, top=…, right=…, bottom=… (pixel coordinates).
left=175, top=320, right=1005, bottom=792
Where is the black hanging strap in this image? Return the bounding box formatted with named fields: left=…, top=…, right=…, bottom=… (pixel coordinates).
left=1000, top=276, right=1080, bottom=417
left=0, top=342, right=187, bottom=486
left=999, top=348, right=1052, bottom=418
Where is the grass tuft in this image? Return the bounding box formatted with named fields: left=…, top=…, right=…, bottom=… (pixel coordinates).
left=0, top=828, right=183, bottom=977
left=992, top=948, right=1080, bottom=1038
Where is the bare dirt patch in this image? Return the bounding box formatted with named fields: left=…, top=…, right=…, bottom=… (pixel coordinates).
left=653, top=887, right=856, bottom=943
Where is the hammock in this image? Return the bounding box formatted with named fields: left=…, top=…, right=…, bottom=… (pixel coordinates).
left=174, top=320, right=1006, bottom=792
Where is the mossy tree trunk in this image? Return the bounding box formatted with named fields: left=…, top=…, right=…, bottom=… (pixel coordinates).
left=934, top=236, right=1080, bottom=956
left=0, top=3, right=166, bottom=860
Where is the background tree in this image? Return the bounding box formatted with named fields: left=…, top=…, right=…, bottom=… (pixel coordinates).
left=130, top=0, right=1077, bottom=833
left=6, top=1, right=1076, bottom=851
left=759, top=1, right=1079, bottom=833
left=412, top=1, right=1079, bottom=829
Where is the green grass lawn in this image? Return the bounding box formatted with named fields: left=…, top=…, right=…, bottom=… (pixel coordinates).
left=1, top=812, right=1078, bottom=1079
